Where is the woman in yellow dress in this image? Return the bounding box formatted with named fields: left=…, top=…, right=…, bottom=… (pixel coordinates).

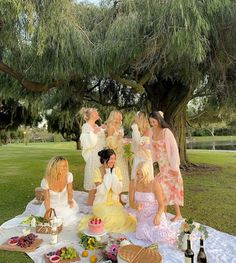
left=78, top=149, right=136, bottom=233
left=105, top=110, right=129, bottom=192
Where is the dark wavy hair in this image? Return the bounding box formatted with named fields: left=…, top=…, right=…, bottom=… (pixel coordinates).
left=98, top=148, right=116, bottom=164
left=149, top=111, right=170, bottom=129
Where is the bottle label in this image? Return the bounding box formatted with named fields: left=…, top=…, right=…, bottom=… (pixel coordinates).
left=185, top=257, right=193, bottom=263
left=50, top=234, right=57, bottom=244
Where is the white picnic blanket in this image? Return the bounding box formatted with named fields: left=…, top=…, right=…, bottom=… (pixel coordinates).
left=0, top=191, right=236, bottom=263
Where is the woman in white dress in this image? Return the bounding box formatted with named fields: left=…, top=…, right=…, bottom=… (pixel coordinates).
left=131, top=111, right=153, bottom=180
left=105, top=110, right=129, bottom=192
left=79, top=108, right=105, bottom=205
left=39, top=156, right=79, bottom=226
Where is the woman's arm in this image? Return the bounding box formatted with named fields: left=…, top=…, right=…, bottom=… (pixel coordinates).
left=111, top=167, right=123, bottom=194
left=67, top=182, right=73, bottom=208
left=129, top=180, right=141, bottom=210
left=43, top=189, right=50, bottom=213
left=153, top=180, right=164, bottom=225
left=164, top=128, right=180, bottom=172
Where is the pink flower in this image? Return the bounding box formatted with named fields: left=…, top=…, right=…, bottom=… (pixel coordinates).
left=109, top=243, right=119, bottom=254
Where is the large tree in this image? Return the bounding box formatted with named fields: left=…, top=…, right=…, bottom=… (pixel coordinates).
left=1, top=0, right=236, bottom=165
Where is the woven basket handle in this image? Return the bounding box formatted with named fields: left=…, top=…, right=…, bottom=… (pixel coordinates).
left=42, top=208, right=57, bottom=224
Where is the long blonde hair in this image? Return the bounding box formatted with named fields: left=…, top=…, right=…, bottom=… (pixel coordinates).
left=44, top=156, right=68, bottom=186
left=136, top=111, right=150, bottom=135
left=79, top=107, right=97, bottom=122
left=135, top=161, right=153, bottom=185
left=106, top=110, right=122, bottom=126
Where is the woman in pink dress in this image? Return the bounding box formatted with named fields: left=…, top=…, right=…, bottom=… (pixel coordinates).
left=129, top=161, right=176, bottom=244
left=149, top=111, right=183, bottom=221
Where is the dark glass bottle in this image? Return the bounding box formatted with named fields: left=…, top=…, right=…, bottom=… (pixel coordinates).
left=184, top=234, right=194, bottom=263
left=197, top=236, right=207, bottom=263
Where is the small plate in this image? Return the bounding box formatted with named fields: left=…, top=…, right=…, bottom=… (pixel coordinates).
left=83, top=229, right=107, bottom=237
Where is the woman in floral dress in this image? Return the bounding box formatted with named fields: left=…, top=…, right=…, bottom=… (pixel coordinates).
left=149, top=111, right=183, bottom=221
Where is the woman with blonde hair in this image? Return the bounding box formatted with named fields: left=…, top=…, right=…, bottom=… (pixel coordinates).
left=79, top=107, right=105, bottom=205
left=129, top=161, right=176, bottom=244
left=131, top=111, right=153, bottom=179
left=105, top=110, right=129, bottom=192
left=149, top=111, right=184, bottom=221
left=38, top=156, right=79, bottom=225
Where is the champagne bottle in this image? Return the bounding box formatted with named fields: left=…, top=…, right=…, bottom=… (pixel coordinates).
left=50, top=225, right=58, bottom=245
left=197, top=236, right=207, bottom=263
left=184, top=234, right=194, bottom=263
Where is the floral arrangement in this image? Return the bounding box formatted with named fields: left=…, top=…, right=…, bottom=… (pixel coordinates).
left=78, top=233, right=99, bottom=250
left=100, top=237, right=131, bottom=263
left=177, top=218, right=209, bottom=249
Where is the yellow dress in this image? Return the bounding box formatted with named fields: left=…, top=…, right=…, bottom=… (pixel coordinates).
left=106, top=131, right=130, bottom=192
left=78, top=167, right=136, bottom=233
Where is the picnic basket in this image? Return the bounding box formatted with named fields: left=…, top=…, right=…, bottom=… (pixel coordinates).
left=117, top=244, right=162, bottom=263
left=36, top=208, right=63, bottom=234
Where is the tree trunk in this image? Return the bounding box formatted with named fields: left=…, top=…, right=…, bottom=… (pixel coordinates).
left=145, top=77, right=193, bottom=166
left=76, top=140, right=81, bottom=150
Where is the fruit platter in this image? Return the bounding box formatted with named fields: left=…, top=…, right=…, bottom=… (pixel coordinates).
left=0, top=233, right=43, bottom=252
left=44, top=246, right=80, bottom=263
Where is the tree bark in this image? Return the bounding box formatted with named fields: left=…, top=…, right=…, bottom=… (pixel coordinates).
left=145, top=77, right=193, bottom=166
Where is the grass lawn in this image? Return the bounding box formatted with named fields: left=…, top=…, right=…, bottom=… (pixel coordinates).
left=0, top=142, right=236, bottom=262
left=190, top=135, right=236, bottom=142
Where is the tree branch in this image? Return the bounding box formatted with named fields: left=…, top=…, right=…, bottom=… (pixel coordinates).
left=111, top=74, right=144, bottom=93
left=0, top=61, right=64, bottom=92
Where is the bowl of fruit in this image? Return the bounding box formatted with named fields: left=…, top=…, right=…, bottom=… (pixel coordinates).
left=7, top=236, right=19, bottom=246
left=57, top=247, right=78, bottom=260
left=49, top=255, right=60, bottom=263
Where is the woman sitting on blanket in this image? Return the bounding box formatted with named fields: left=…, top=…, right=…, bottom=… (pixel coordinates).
left=129, top=161, right=176, bottom=244
left=38, top=156, right=79, bottom=226
left=78, top=148, right=136, bottom=233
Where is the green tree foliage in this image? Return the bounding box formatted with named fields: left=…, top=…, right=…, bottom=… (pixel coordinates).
left=0, top=0, right=236, bottom=163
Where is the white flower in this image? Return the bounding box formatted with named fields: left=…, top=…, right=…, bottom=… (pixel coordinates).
left=194, top=222, right=200, bottom=230
left=30, top=217, right=36, bottom=227
left=120, top=240, right=131, bottom=247
left=22, top=228, right=30, bottom=236
left=95, top=236, right=101, bottom=241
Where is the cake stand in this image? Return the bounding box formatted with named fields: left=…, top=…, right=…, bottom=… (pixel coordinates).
left=83, top=229, right=107, bottom=238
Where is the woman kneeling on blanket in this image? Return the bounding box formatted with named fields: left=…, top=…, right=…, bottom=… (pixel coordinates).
left=129, top=161, right=176, bottom=244
left=78, top=148, right=136, bottom=233
left=38, top=156, right=79, bottom=226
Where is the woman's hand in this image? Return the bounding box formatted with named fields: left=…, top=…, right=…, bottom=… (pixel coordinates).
left=137, top=203, right=143, bottom=211
left=153, top=214, right=161, bottom=225
left=169, top=169, right=179, bottom=176
left=68, top=200, right=73, bottom=208
left=94, top=126, right=101, bottom=134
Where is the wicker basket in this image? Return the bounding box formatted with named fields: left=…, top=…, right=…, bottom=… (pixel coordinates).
left=117, top=244, right=162, bottom=263
left=35, top=187, right=44, bottom=203
left=36, top=208, right=63, bottom=234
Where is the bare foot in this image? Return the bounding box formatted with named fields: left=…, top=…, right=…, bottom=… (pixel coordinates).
left=170, top=215, right=183, bottom=222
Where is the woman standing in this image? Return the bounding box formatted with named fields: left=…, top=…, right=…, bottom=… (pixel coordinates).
left=149, top=111, right=183, bottom=221
left=105, top=110, right=129, bottom=192
left=131, top=111, right=153, bottom=180
left=80, top=108, right=105, bottom=205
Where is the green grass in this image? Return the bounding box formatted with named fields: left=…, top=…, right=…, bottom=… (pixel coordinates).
left=190, top=135, right=236, bottom=142
left=0, top=143, right=236, bottom=262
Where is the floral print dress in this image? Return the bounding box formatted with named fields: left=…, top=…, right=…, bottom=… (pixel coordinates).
left=153, top=139, right=184, bottom=206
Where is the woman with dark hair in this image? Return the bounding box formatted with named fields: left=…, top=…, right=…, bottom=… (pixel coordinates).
left=149, top=111, right=184, bottom=221
left=78, top=148, right=136, bottom=233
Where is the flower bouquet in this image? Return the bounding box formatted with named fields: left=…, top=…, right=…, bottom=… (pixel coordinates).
left=78, top=233, right=99, bottom=250
left=177, top=218, right=208, bottom=250
left=100, top=237, right=131, bottom=263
